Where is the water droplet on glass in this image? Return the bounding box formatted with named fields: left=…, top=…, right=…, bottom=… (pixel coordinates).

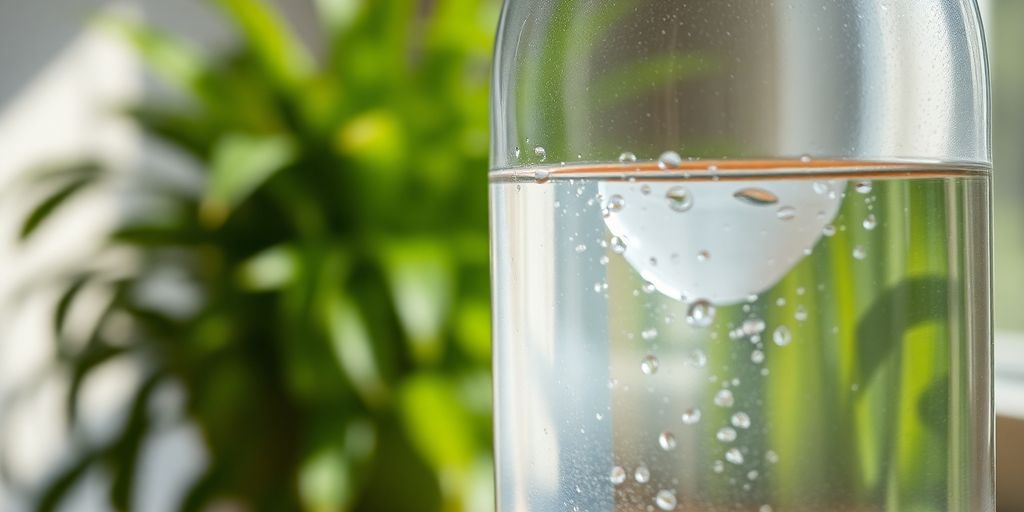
left=635, top=466, right=651, bottom=483
left=853, top=246, right=867, bottom=260
left=658, top=431, right=678, bottom=451
left=765, top=450, right=780, bottom=464
left=682, top=408, right=702, bottom=425
left=687, top=300, right=716, bottom=328
left=863, top=214, right=877, bottom=230
left=697, top=250, right=711, bottom=262
left=725, top=448, right=745, bottom=465
left=658, top=151, right=682, bottom=169
left=731, top=412, right=752, bottom=429
left=619, top=152, right=638, bottom=163
left=575, top=244, right=587, bottom=254
left=712, top=460, right=725, bottom=473
left=823, top=224, right=837, bottom=237
left=772, top=325, right=792, bottom=347
left=776, top=206, right=797, bottom=220
left=800, top=154, right=813, bottom=163
left=655, top=490, right=677, bottom=510
left=606, top=194, right=625, bottom=213
left=664, top=186, right=694, bottom=212
left=734, top=188, right=779, bottom=206
left=610, top=465, right=626, bottom=485
left=686, top=349, right=707, bottom=368
left=716, top=427, right=738, bottom=443
left=714, top=389, right=735, bottom=408
left=641, top=328, right=659, bottom=341
left=855, top=181, right=873, bottom=194
left=610, top=236, right=627, bottom=254
left=534, top=146, right=547, bottom=161
left=751, top=349, right=765, bottom=364
left=641, top=355, right=659, bottom=375
left=795, top=306, right=808, bottom=322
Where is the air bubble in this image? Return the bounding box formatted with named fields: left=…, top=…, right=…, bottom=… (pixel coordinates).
left=606, top=194, right=625, bottom=213
left=610, top=236, right=627, bottom=254
left=800, top=154, right=813, bottom=163
left=716, top=427, right=738, bottom=443
left=776, top=206, right=797, bottom=220
left=665, top=186, right=694, bottom=212
left=823, top=224, right=837, bottom=237
left=731, top=412, right=751, bottom=429
left=813, top=182, right=830, bottom=195
left=641, top=184, right=652, bottom=195
left=725, top=448, right=745, bottom=465
left=712, top=460, right=725, bottom=473
left=687, top=300, right=716, bottom=328
left=534, top=170, right=550, bottom=183
left=748, top=470, right=759, bottom=481
left=658, top=431, right=678, bottom=451
left=682, top=408, right=702, bottom=425
left=641, top=328, right=659, bottom=341
left=714, top=389, right=735, bottom=408
left=658, top=151, right=683, bottom=169
left=575, top=244, right=587, bottom=254
left=641, top=355, right=659, bottom=375
left=751, top=349, right=765, bottom=364
left=765, top=450, right=779, bottom=464
left=686, top=349, right=707, bottom=368
left=734, top=188, right=779, bottom=206
left=697, top=250, right=711, bottom=262
left=863, top=214, right=877, bottom=230
left=853, top=246, right=867, bottom=260
left=772, top=325, right=792, bottom=346
left=534, top=146, right=547, bottom=161
left=610, top=466, right=626, bottom=485
left=635, top=466, right=651, bottom=483
left=655, top=490, right=677, bottom=510
left=855, top=181, right=873, bottom=194
left=795, top=306, right=808, bottom=322
left=619, top=152, right=638, bottom=163
left=742, top=318, right=766, bottom=336
left=642, top=282, right=656, bottom=294
left=513, top=146, right=521, bottom=159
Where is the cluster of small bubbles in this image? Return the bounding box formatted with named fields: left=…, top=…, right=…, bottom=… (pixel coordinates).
left=712, top=460, right=725, bottom=473
left=725, top=448, right=745, bottom=465
left=772, top=325, right=792, bottom=347
left=800, top=154, right=813, bottom=163
left=682, top=408, right=702, bottom=425
left=686, top=349, right=708, bottom=368
left=641, top=355, right=660, bottom=375
left=743, top=318, right=767, bottom=336
left=731, top=412, right=752, bottom=429
left=813, top=182, right=830, bottom=195
left=641, top=328, right=659, bottom=341
left=795, top=306, right=808, bottom=322
left=716, top=427, right=738, bottom=443
left=853, top=245, right=867, bottom=260
left=642, top=282, right=657, bottom=294
left=665, top=186, right=694, bottom=212
left=594, top=282, right=608, bottom=294
left=697, top=250, right=711, bottom=262
left=641, top=184, right=652, bottom=195
left=714, top=389, right=735, bottom=408
left=765, top=450, right=780, bottom=464
left=610, top=466, right=627, bottom=485
left=655, top=490, right=677, bottom=510
left=822, top=224, right=837, bottom=237
left=658, top=431, right=678, bottom=451
left=863, top=214, right=877, bottom=230
left=634, top=466, right=651, bottom=483
left=855, top=180, right=873, bottom=194
left=575, top=244, right=588, bottom=254
left=751, top=349, right=765, bottom=364
left=534, top=146, right=547, bottom=161
left=747, top=470, right=760, bottom=481
left=776, top=206, right=797, bottom=220
left=610, top=236, right=627, bottom=254
left=658, top=151, right=683, bottom=169
left=734, top=188, right=780, bottom=206
left=687, top=300, right=716, bottom=328
left=619, top=152, right=638, bottom=163
left=606, top=194, right=625, bottom=213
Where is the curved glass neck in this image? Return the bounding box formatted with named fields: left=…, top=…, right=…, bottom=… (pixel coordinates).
left=490, top=0, right=990, bottom=169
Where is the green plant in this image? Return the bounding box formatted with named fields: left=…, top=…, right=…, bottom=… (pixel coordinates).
left=14, top=1, right=498, bottom=510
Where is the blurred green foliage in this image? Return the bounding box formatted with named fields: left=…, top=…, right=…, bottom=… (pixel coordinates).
left=17, top=0, right=499, bottom=510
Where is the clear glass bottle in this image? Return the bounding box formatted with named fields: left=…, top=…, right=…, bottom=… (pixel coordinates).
left=489, top=1, right=992, bottom=511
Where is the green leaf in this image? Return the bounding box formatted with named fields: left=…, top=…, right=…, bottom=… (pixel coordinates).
left=214, top=0, right=314, bottom=90
left=379, top=241, right=454, bottom=365
left=298, top=446, right=353, bottom=512
left=237, top=244, right=299, bottom=291
left=454, top=301, right=490, bottom=364
left=107, top=373, right=163, bottom=511
left=323, top=292, right=389, bottom=408
left=20, top=177, right=94, bottom=240
left=398, top=374, right=476, bottom=473
left=200, top=133, right=296, bottom=227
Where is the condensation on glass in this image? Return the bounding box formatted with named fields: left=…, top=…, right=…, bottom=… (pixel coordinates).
left=489, top=1, right=992, bottom=511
